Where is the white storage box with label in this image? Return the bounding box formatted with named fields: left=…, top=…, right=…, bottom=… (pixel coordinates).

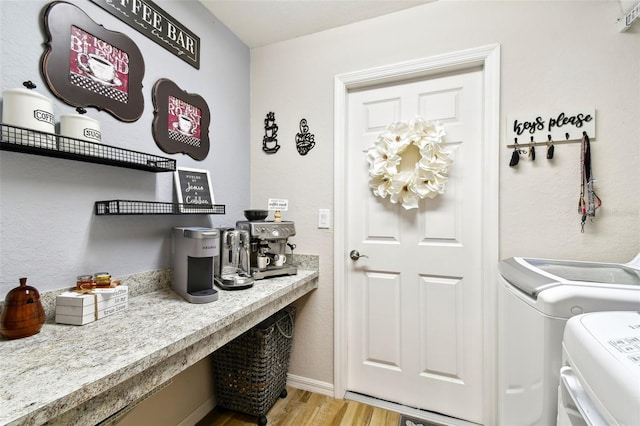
left=59, top=111, right=103, bottom=156
left=2, top=83, right=56, bottom=149
left=55, top=286, right=128, bottom=325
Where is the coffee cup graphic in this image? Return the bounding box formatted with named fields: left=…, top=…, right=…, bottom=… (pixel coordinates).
left=77, top=53, right=117, bottom=84
left=176, top=114, right=195, bottom=135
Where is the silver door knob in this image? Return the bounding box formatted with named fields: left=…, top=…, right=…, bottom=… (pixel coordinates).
left=349, top=250, right=368, bottom=260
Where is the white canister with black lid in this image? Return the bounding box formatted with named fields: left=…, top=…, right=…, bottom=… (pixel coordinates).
left=59, top=107, right=102, bottom=156
left=2, top=81, right=56, bottom=148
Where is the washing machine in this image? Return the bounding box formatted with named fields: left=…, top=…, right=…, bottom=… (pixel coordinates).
left=498, top=254, right=640, bottom=426
left=558, top=311, right=640, bottom=426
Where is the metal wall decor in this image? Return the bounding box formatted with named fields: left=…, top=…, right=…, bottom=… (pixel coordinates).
left=152, top=79, right=210, bottom=161
left=88, top=0, right=200, bottom=69
left=262, top=112, right=280, bottom=154
left=295, top=119, right=315, bottom=156
left=41, top=1, right=145, bottom=122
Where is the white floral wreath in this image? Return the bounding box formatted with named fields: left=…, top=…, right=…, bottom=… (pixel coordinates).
left=367, top=117, right=452, bottom=210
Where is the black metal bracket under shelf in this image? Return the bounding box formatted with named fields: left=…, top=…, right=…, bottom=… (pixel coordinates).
left=1, top=123, right=176, bottom=172
left=95, top=200, right=226, bottom=215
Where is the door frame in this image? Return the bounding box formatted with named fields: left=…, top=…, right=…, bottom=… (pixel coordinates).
left=333, top=44, right=501, bottom=424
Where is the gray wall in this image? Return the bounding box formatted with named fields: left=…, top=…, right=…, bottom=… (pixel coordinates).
left=0, top=0, right=250, bottom=298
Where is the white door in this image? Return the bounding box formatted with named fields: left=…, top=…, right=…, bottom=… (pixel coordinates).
left=345, top=69, right=484, bottom=423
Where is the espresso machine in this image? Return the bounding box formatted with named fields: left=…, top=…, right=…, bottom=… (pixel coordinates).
left=172, top=227, right=219, bottom=303
left=214, top=228, right=254, bottom=290
left=236, top=220, right=297, bottom=279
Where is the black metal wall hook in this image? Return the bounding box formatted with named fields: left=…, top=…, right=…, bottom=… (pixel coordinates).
left=511, top=138, right=528, bottom=154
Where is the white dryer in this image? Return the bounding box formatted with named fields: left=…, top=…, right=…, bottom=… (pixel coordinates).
left=558, top=311, right=640, bottom=425
left=498, top=254, right=640, bottom=426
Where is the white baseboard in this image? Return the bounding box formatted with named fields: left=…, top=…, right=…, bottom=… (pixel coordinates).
left=178, top=396, right=216, bottom=426
left=286, top=373, right=334, bottom=397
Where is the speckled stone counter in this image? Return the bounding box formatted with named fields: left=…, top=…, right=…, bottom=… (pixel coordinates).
left=0, top=265, right=318, bottom=426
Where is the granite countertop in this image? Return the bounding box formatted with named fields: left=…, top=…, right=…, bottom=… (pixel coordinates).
left=0, top=268, right=318, bottom=426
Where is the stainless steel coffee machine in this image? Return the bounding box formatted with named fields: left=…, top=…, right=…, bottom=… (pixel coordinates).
left=214, top=229, right=254, bottom=290
left=236, top=220, right=297, bottom=279
left=172, top=227, right=219, bottom=303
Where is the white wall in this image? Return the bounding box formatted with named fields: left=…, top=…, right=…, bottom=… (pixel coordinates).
left=250, top=1, right=640, bottom=386
left=0, top=0, right=250, bottom=298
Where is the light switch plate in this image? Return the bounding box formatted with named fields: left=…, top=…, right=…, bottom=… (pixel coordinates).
left=318, top=209, right=330, bottom=229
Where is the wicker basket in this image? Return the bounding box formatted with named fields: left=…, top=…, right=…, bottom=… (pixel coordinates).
left=213, top=306, right=296, bottom=423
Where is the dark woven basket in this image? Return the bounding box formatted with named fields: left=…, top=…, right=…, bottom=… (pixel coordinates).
left=213, top=306, right=296, bottom=421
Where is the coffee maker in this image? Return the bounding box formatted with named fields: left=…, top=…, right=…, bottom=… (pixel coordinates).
left=172, top=227, right=219, bottom=303
left=236, top=220, right=297, bottom=279
left=214, top=229, right=254, bottom=290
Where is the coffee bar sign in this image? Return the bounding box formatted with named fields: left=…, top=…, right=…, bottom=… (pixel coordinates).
left=507, top=108, right=596, bottom=142
left=89, top=0, right=200, bottom=69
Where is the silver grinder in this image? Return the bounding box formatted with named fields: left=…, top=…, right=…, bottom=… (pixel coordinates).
left=215, top=229, right=254, bottom=290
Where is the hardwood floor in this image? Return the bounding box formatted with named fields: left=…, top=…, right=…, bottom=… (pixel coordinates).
left=196, top=387, right=402, bottom=426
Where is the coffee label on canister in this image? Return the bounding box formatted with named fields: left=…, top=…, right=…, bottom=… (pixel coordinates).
left=33, top=109, right=54, bottom=125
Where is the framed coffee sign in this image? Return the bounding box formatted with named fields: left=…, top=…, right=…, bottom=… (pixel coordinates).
left=174, top=167, right=214, bottom=213
left=152, top=79, right=210, bottom=161
left=41, top=1, right=145, bottom=122
left=88, top=0, right=200, bottom=69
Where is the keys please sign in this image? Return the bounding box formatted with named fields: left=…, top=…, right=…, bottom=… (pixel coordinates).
left=507, top=108, right=596, bottom=142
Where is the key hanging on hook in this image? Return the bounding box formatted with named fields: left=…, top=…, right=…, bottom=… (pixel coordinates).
left=509, top=138, right=520, bottom=167
left=528, top=136, right=536, bottom=161
left=546, top=134, right=555, bottom=159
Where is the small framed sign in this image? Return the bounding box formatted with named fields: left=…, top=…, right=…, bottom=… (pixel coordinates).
left=268, top=198, right=289, bottom=211
left=174, top=167, right=214, bottom=213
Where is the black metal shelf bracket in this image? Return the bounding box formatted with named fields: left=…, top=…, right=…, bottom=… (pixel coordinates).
left=95, top=200, right=225, bottom=215
left=1, top=123, right=176, bottom=172
left=1, top=124, right=226, bottom=216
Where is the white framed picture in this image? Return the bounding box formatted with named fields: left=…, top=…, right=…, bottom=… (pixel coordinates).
left=173, top=167, right=214, bottom=213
